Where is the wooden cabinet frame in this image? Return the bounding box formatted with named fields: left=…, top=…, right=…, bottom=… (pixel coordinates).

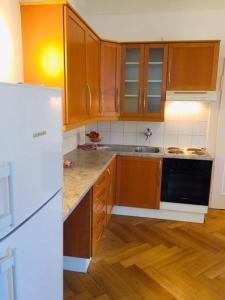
left=120, top=43, right=168, bottom=121
left=116, top=156, right=162, bottom=209
left=167, top=42, right=220, bottom=91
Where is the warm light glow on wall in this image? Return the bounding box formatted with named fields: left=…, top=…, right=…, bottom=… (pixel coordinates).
left=166, top=101, right=203, bottom=115
left=0, top=16, right=13, bottom=80
left=41, top=46, right=64, bottom=78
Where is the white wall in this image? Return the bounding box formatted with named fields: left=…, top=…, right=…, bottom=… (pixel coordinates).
left=85, top=10, right=225, bottom=44
left=0, top=0, right=23, bottom=82
left=63, top=127, right=86, bottom=155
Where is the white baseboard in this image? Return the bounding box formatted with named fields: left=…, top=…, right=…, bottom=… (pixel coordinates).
left=112, top=205, right=205, bottom=223
left=160, top=202, right=208, bottom=214
left=63, top=256, right=91, bottom=273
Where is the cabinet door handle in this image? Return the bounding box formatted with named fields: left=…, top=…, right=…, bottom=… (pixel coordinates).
left=143, top=92, right=147, bottom=113
left=0, top=250, right=16, bottom=300
left=138, top=88, right=142, bottom=113
left=87, top=84, right=92, bottom=114
left=0, top=163, right=13, bottom=232
left=168, top=71, right=171, bottom=86
left=100, top=89, right=104, bottom=115
left=158, top=160, right=162, bottom=186
left=107, top=168, right=112, bottom=196
left=115, top=88, right=119, bottom=113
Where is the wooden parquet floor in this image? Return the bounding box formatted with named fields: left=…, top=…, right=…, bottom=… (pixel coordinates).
left=64, top=209, right=225, bottom=300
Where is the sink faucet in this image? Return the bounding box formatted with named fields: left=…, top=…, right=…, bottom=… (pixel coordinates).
left=144, top=128, right=153, bottom=141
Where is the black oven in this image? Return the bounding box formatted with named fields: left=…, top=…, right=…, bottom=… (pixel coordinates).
left=161, top=158, right=212, bottom=206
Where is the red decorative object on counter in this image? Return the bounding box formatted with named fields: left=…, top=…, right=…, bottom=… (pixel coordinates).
left=86, top=131, right=102, bottom=143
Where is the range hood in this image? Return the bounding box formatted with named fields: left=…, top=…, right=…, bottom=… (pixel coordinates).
left=166, top=91, right=217, bottom=101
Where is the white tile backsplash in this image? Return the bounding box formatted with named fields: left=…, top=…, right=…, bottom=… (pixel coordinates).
left=123, top=132, right=137, bottom=145
left=164, top=121, right=179, bottom=135
left=178, top=135, right=192, bottom=148
left=178, top=121, right=193, bottom=135
left=124, top=121, right=137, bottom=133
left=111, top=121, right=124, bottom=132
left=192, top=121, right=208, bottom=136
left=191, top=135, right=207, bottom=148
left=98, top=121, right=111, bottom=131
left=164, top=135, right=178, bottom=147
left=84, top=102, right=210, bottom=149
left=110, top=131, right=124, bottom=144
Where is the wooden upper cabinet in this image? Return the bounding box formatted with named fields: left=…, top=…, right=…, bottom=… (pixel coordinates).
left=20, top=4, right=65, bottom=89
left=116, top=156, right=162, bottom=209
left=100, top=41, right=120, bottom=117
left=64, top=7, right=88, bottom=124
left=168, top=42, right=220, bottom=91
left=20, top=3, right=101, bottom=130
left=86, top=30, right=100, bottom=117
left=120, top=43, right=168, bottom=121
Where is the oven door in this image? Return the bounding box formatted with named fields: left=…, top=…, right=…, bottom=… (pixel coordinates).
left=161, top=158, right=212, bottom=206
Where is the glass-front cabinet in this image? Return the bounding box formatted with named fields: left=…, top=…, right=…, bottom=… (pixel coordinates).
left=120, top=43, right=168, bottom=121
left=121, top=45, right=144, bottom=116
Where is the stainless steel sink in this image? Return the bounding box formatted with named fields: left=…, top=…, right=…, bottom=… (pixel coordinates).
left=106, top=144, right=161, bottom=154
left=134, top=146, right=160, bottom=153
left=106, top=145, right=134, bottom=152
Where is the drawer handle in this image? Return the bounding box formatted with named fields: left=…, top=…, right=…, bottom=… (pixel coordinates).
left=97, top=211, right=105, bottom=225
left=0, top=249, right=16, bottom=300
left=96, top=226, right=104, bottom=241
left=0, top=163, right=13, bottom=232
left=96, top=199, right=105, bottom=212
left=96, top=175, right=106, bottom=187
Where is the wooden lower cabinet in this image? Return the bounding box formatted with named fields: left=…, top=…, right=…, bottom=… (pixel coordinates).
left=106, top=158, right=116, bottom=224
left=64, top=190, right=92, bottom=258
left=63, top=158, right=116, bottom=260
left=92, top=169, right=108, bottom=255
left=116, top=156, right=162, bottom=209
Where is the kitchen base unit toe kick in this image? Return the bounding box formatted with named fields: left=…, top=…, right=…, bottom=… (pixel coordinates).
left=64, top=256, right=92, bottom=273
left=112, top=202, right=208, bottom=224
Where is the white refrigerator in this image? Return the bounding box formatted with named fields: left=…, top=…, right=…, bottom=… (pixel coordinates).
left=0, top=83, right=63, bottom=300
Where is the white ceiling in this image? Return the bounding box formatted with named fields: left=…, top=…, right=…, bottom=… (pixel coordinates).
left=83, top=0, right=225, bottom=15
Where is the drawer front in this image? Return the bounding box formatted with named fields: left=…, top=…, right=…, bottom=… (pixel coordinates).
left=93, top=206, right=106, bottom=227
left=92, top=209, right=106, bottom=255
left=94, top=171, right=107, bottom=193
left=93, top=185, right=107, bottom=209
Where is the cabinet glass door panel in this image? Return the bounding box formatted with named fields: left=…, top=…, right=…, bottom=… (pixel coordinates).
left=144, top=45, right=168, bottom=118
left=146, top=97, right=161, bottom=113
left=125, top=96, right=139, bottom=113
left=122, top=46, right=142, bottom=115
left=145, top=47, right=164, bottom=113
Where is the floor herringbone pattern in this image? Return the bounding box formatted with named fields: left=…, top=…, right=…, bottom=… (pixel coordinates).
left=64, top=209, right=225, bottom=300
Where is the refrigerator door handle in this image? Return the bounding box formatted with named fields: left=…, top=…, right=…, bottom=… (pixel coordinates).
left=0, top=163, right=13, bottom=231
left=0, top=250, right=16, bottom=300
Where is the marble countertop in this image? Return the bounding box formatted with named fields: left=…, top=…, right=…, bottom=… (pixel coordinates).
left=63, top=146, right=213, bottom=220
left=63, top=149, right=116, bottom=220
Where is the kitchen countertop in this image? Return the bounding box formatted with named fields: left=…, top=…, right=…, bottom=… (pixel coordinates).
left=64, top=149, right=116, bottom=220
left=63, top=146, right=213, bottom=220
